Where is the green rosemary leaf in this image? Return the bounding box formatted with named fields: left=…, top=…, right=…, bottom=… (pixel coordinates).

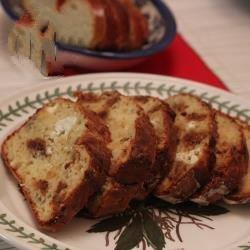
left=87, top=213, right=132, bottom=233
left=142, top=211, right=166, bottom=250
left=115, top=214, right=143, bottom=250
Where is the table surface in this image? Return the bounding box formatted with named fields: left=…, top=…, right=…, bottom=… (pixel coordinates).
left=0, top=1, right=250, bottom=249
left=166, top=0, right=250, bottom=97
left=0, top=0, right=250, bottom=98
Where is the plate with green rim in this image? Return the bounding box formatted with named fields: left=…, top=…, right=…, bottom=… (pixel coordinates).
left=0, top=73, right=250, bottom=250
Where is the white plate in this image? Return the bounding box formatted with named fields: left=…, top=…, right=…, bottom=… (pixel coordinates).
left=0, top=73, right=250, bottom=250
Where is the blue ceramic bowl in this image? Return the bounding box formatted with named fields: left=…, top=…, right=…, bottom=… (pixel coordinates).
left=1, top=0, right=177, bottom=71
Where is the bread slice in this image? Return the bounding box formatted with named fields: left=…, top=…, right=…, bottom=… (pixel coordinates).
left=76, top=91, right=156, bottom=217
left=22, top=0, right=57, bottom=19
left=192, top=112, right=248, bottom=205
left=22, top=0, right=107, bottom=48
left=100, top=0, right=130, bottom=50
left=76, top=91, right=156, bottom=184
left=155, top=94, right=216, bottom=204
left=53, top=0, right=107, bottom=49
left=121, top=0, right=149, bottom=50
left=8, top=13, right=60, bottom=76
left=1, top=98, right=111, bottom=231
left=133, top=96, right=176, bottom=200
left=224, top=120, right=250, bottom=204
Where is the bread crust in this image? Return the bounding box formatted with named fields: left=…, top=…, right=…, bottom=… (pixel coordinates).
left=87, top=179, right=138, bottom=218
left=155, top=94, right=216, bottom=203
left=98, top=0, right=119, bottom=50
left=104, top=0, right=130, bottom=50
left=109, top=111, right=156, bottom=184
left=192, top=112, right=249, bottom=205
left=120, top=0, right=148, bottom=50
left=1, top=98, right=110, bottom=231
left=76, top=91, right=157, bottom=185
left=57, top=0, right=107, bottom=48
left=133, top=96, right=176, bottom=199
left=224, top=120, right=250, bottom=204
left=76, top=91, right=156, bottom=217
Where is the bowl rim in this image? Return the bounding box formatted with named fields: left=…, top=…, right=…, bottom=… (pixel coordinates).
left=1, top=0, right=177, bottom=60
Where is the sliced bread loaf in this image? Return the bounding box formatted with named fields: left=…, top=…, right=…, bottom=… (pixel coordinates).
left=155, top=94, right=216, bottom=204
left=76, top=91, right=156, bottom=217
left=224, top=120, right=250, bottom=204
left=76, top=91, right=157, bottom=184
left=54, top=0, right=107, bottom=49
left=134, top=96, right=176, bottom=200
left=121, top=0, right=149, bottom=50
left=1, top=98, right=110, bottom=231
left=192, top=112, right=248, bottom=205
left=111, top=0, right=130, bottom=50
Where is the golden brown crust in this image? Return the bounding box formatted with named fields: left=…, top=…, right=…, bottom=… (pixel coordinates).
left=1, top=98, right=110, bottom=231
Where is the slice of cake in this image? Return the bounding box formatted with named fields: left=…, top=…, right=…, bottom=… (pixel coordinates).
left=53, top=0, right=107, bottom=49
left=121, top=0, right=149, bottom=50
left=133, top=96, right=176, bottom=200
left=1, top=98, right=110, bottom=231
left=155, top=94, right=216, bottom=203
left=76, top=91, right=156, bottom=217
left=192, top=112, right=248, bottom=205
left=224, top=120, right=250, bottom=204
left=76, top=91, right=156, bottom=185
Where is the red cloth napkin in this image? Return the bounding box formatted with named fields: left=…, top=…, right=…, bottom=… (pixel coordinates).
left=64, top=34, right=228, bottom=91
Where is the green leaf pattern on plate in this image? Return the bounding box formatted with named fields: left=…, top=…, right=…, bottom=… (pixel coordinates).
left=0, top=214, right=69, bottom=250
